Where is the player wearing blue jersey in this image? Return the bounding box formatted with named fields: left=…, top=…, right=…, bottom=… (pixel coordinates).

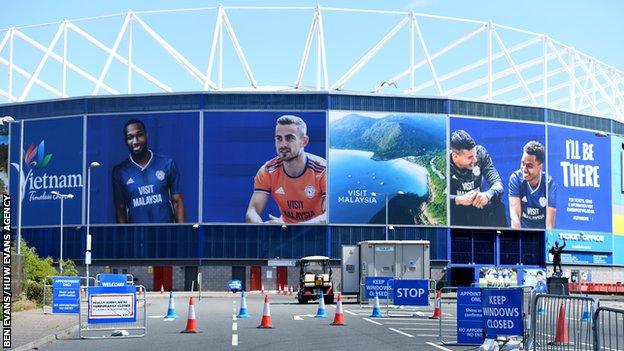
left=112, top=119, right=185, bottom=223
left=509, top=141, right=556, bottom=229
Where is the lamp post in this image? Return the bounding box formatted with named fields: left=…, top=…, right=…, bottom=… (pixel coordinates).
left=50, top=191, right=74, bottom=273
left=85, top=161, right=100, bottom=281
left=0, top=116, right=23, bottom=254
left=371, top=191, right=404, bottom=241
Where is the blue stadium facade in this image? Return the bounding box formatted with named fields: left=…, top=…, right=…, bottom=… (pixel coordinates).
left=2, top=92, right=622, bottom=291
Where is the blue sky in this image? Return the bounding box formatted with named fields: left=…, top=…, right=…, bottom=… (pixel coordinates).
left=1, top=1, right=623, bottom=101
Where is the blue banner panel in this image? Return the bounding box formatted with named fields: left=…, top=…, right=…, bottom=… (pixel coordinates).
left=328, top=112, right=447, bottom=225
left=392, top=280, right=429, bottom=306
left=52, top=276, right=80, bottom=314
left=546, top=230, right=612, bottom=255
left=449, top=117, right=547, bottom=229
left=613, top=136, right=624, bottom=234
left=98, top=274, right=128, bottom=287
left=10, top=117, right=84, bottom=226
left=87, top=112, right=200, bottom=224
left=457, top=287, right=483, bottom=344
left=88, top=285, right=137, bottom=324
left=364, top=276, right=393, bottom=299
left=203, top=111, right=326, bottom=224
left=559, top=252, right=612, bottom=265
left=482, top=288, right=523, bottom=338
left=548, top=125, right=612, bottom=232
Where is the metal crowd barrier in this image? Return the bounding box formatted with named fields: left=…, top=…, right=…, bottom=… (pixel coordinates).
left=78, top=284, right=147, bottom=339
left=530, top=293, right=596, bottom=351
left=593, top=307, right=624, bottom=351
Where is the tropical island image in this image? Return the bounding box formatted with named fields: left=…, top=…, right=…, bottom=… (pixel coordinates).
left=329, top=113, right=446, bottom=225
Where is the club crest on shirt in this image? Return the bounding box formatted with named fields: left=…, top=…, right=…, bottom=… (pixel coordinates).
left=305, top=185, right=315, bottom=198
left=155, top=170, right=165, bottom=181
left=472, top=165, right=481, bottom=177
left=539, top=196, right=547, bottom=207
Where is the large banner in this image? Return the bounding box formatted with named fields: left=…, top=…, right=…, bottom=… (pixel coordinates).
left=203, top=111, right=326, bottom=224
left=613, top=136, right=624, bottom=234
left=449, top=117, right=547, bottom=229
left=547, top=125, right=612, bottom=232
left=328, top=112, right=447, bottom=225
left=87, top=113, right=200, bottom=224
left=0, top=125, right=7, bottom=195
left=545, top=229, right=613, bottom=265
left=10, top=117, right=83, bottom=225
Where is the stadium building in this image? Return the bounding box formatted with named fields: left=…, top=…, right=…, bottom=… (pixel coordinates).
left=1, top=6, right=623, bottom=292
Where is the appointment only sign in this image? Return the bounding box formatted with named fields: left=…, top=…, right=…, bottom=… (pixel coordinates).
left=87, top=285, right=136, bottom=324
left=481, top=288, right=523, bottom=338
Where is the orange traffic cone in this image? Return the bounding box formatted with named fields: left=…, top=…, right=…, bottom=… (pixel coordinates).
left=429, top=290, right=441, bottom=319
left=160, top=284, right=164, bottom=294
left=550, top=303, right=569, bottom=345
left=261, top=284, right=265, bottom=293
left=257, top=295, right=273, bottom=329
left=181, top=297, right=199, bottom=333
left=288, top=286, right=294, bottom=296
left=278, top=284, right=283, bottom=295
left=331, top=294, right=345, bottom=326
left=282, top=285, right=289, bottom=296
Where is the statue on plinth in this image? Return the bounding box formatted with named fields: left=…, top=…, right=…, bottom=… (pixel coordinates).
left=548, top=239, right=566, bottom=277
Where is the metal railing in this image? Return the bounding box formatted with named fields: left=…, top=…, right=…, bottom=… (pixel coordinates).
left=593, top=307, right=624, bottom=351
left=530, top=293, right=596, bottom=350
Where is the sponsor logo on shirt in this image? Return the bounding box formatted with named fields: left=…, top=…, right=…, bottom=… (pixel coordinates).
left=126, top=177, right=135, bottom=185
left=275, top=187, right=285, bottom=195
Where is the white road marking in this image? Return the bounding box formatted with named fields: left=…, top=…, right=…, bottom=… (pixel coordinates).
left=389, top=328, right=414, bottom=338
left=344, top=310, right=358, bottom=316
left=416, top=334, right=438, bottom=337
left=232, top=334, right=238, bottom=346
left=426, top=342, right=453, bottom=351
left=293, top=314, right=316, bottom=321
left=232, top=322, right=237, bottom=331
left=233, top=314, right=237, bottom=321
left=395, top=327, right=441, bottom=331
left=148, top=315, right=165, bottom=319
left=363, top=318, right=383, bottom=325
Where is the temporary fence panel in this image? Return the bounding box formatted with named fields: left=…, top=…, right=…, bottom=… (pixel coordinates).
left=593, top=307, right=624, bottom=351
left=78, top=284, right=147, bottom=339
left=530, top=293, right=596, bottom=351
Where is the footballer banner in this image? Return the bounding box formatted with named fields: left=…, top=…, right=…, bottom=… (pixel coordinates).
left=202, top=111, right=326, bottom=224
left=328, top=111, right=447, bottom=225
left=87, top=112, right=200, bottom=224
left=547, top=125, right=612, bottom=233
left=9, top=117, right=84, bottom=226
left=449, top=117, right=547, bottom=229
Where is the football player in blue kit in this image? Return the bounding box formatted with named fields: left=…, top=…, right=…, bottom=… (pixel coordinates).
left=112, top=119, right=185, bottom=223
left=509, top=141, right=556, bottom=229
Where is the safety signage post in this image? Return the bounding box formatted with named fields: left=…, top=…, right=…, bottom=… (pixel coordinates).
left=481, top=288, right=523, bottom=338
left=52, top=276, right=80, bottom=314
left=456, top=287, right=483, bottom=344
left=364, top=276, right=393, bottom=301
left=392, top=279, right=429, bottom=306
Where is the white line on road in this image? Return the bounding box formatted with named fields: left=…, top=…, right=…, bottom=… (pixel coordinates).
left=233, top=322, right=238, bottom=331
left=344, top=310, right=358, bottom=316
left=232, top=334, right=238, bottom=346
left=147, top=315, right=165, bottom=319
left=394, top=327, right=440, bottom=331
left=426, top=342, right=453, bottom=351
left=233, top=314, right=237, bottom=321
left=417, top=334, right=438, bottom=337
left=363, top=318, right=383, bottom=325
left=389, top=328, right=414, bottom=338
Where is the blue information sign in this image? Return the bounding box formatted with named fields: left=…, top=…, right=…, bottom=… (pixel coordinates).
left=457, top=287, right=483, bottom=344
left=392, top=280, right=429, bottom=306
left=98, top=274, right=128, bottom=287
left=482, top=288, right=523, bottom=338
left=52, top=276, right=80, bottom=314
left=228, top=280, right=242, bottom=292
left=88, top=285, right=137, bottom=324
left=364, top=276, right=393, bottom=299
